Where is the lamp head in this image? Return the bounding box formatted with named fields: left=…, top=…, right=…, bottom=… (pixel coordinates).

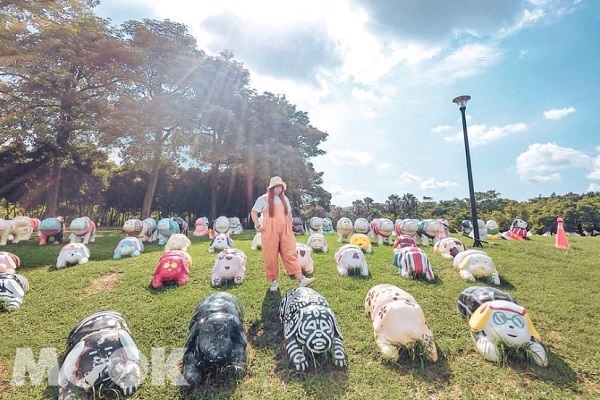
left=453, top=95, right=471, bottom=109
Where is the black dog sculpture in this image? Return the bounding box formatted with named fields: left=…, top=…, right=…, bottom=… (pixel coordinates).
left=183, top=292, right=247, bottom=385
left=279, top=287, right=347, bottom=371
left=58, top=310, right=141, bottom=400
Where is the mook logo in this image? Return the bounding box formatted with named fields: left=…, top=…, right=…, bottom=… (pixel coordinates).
left=10, top=347, right=189, bottom=389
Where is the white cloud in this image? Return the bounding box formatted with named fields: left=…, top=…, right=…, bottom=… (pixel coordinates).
left=329, top=149, right=372, bottom=165
left=543, top=107, right=576, bottom=120
left=328, top=184, right=372, bottom=205
left=444, top=123, right=527, bottom=146
left=586, top=156, right=600, bottom=180
left=587, top=183, right=600, bottom=192
left=419, top=178, right=460, bottom=190
left=399, top=172, right=421, bottom=182
left=377, top=162, right=391, bottom=171
left=430, top=125, right=453, bottom=133
left=515, top=142, right=591, bottom=182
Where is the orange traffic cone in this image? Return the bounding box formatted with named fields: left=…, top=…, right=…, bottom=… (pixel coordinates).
left=555, top=217, right=569, bottom=249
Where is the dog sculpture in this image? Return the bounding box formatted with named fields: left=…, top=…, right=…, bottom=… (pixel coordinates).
left=369, top=218, right=395, bottom=245
left=350, top=233, right=372, bottom=254
left=182, top=293, right=247, bottom=386
left=454, top=249, right=500, bottom=285
left=151, top=251, right=191, bottom=288
left=296, top=243, right=315, bottom=275
left=364, top=284, right=438, bottom=362
left=68, top=217, right=96, bottom=244
left=502, top=218, right=529, bottom=240
left=433, top=237, right=466, bottom=260
left=251, top=231, right=262, bottom=250
left=336, top=217, right=353, bottom=243
left=157, top=218, right=180, bottom=245
left=334, top=244, right=368, bottom=276
left=209, top=233, right=233, bottom=253
left=58, top=310, right=141, bottom=400
left=395, top=218, right=419, bottom=238
left=113, top=237, right=144, bottom=259
left=193, top=217, right=210, bottom=237
left=228, top=217, right=243, bottom=235
left=279, top=287, right=346, bottom=371
left=305, top=217, right=324, bottom=235
left=353, top=217, right=370, bottom=235
left=56, top=243, right=90, bottom=268
left=458, top=286, right=547, bottom=366
left=0, top=251, right=20, bottom=274
left=0, top=273, right=29, bottom=312
left=292, top=217, right=305, bottom=235
left=211, top=248, right=246, bottom=287
left=212, top=216, right=231, bottom=237
left=322, top=217, right=335, bottom=234
left=39, top=216, right=65, bottom=245
left=165, top=233, right=192, bottom=252
left=307, top=233, right=328, bottom=253
left=393, top=246, right=435, bottom=282
left=393, top=234, right=417, bottom=252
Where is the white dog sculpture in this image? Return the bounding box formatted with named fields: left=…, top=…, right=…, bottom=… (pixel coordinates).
left=68, top=217, right=96, bottom=244
left=369, top=218, right=395, bottom=245
left=228, top=217, right=243, bottom=235
left=165, top=233, right=192, bottom=252
left=353, top=218, right=370, bottom=235
left=296, top=243, right=314, bottom=275
left=334, top=244, right=368, bottom=276
left=364, top=284, right=438, bottom=362
left=307, top=233, right=328, bottom=253
left=56, top=243, right=91, bottom=268
left=305, top=217, right=324, bottom=235
left=433, top=237, right=466, bottom=260
left=211, top=248, right=246, bottom=287
left=453, top=249, right=500, bottom=285
left=336, top=217, right=353, bottom=243
left=208, top=233, right=233, bottom=253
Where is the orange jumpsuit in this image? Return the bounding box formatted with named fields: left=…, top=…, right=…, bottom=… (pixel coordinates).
left=259, top=200, right=301, bottom=281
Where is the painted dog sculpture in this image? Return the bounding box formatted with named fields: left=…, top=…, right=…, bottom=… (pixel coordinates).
left=0, top=273, right=29, bottom=312
left=393, top=246, right=435, bottom=282
left=334, top=244, right=368, bottom=276
left=210, top=248, right=246, bottom=287
left=68, top=216, right=96, bottom=244
left=39, top=217, right=65, bottom=245
left=151, top=251, right=191, bottom=288
left=279, top=287, right=347, bottom=371
left=113, top=237, right=144, bottom=259
left=183, top=292, right=247, bottom=385
left=458, top=286, right=547, bottom=366
left=365, top=284, right=438, bottom=362
left=296, top=243, right=315, bottom=275
left=58, top=310, right=141, bottom=400
left=56, top=243, right=90, bottom=268
left=453, top=249, right=500, bottom=285
left=336, top=217, right=353, bottom=243
left=0, top=251, right=20, bottom=274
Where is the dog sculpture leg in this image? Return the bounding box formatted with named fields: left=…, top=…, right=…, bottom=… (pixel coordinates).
left=285, top=340, right=308, bottom=371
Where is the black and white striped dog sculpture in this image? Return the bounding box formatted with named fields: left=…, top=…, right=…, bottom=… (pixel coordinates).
left=58, top=311, right=141, bottom=400
left=279, top=287, right=347, bottom=371
left=0, top=273, right=29, bottom=312
left=183, top=292, right=247, bottom=385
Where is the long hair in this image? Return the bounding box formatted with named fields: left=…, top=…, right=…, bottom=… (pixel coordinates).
left=267, top=187, right=289, bottom=217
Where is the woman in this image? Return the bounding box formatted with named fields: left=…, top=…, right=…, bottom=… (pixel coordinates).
left=250, top=176, right=316, bottom=291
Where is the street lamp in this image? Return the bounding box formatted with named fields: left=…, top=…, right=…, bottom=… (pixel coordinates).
left=453, top=95, right=482, bottom=247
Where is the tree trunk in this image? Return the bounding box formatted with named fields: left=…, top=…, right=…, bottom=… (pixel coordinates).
left=208, top=163, right=220, bottom=220
left=141, top=135, right=163, bottom=219
left=45, top=159, right=62, bottom=217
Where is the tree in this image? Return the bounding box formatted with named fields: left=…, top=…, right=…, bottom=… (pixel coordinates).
left=1, top=0, right=128, bottom=216
left=386, top=194, right=401, bottom=220
left=104, top=19, right=207, bottom=219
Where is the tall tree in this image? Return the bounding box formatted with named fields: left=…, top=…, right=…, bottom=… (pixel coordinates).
left=104, top=19, right=206, bottom=219
left=0, top=0, right=128, bottom=216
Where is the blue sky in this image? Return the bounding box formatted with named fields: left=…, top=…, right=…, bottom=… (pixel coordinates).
left=95, top=0, right=600, bottom=207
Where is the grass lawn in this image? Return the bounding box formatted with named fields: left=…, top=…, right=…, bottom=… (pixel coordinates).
left=1, top=230, right=599, bottom=400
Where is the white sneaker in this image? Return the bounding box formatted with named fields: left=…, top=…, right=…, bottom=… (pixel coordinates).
left=298, top=277, right=316, bottom=287
left=269, top=279, right=279, bottom=292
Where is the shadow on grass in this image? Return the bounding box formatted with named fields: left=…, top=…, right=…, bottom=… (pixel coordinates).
left=274, top=357, right=350, bottom=400
left=178, top=372, right=241, bottom=400
left=502, top=348, right=579, bottom=390
left=378, top=347, right=453, bottom=386
left=247, top=289, right=282, bottom=350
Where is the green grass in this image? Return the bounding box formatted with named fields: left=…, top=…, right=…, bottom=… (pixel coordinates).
left=1, top=231, right=599, bottom=399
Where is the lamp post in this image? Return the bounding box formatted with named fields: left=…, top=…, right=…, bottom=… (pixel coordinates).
left=453, top=95, right=482, bottom=247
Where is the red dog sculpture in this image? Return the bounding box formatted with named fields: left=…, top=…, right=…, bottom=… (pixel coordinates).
left=151, top=251, right=192, bottom=288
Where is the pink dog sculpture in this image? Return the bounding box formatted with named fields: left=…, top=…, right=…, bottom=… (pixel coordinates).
left=68, top=217, right=96, bottom=244
left=39, top=217, right=65, bottom=245
left=151, top=251, right=192, bottom=288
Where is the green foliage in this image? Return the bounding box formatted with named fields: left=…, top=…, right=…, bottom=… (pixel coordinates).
left=1, top=231, right=599, bottom=399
